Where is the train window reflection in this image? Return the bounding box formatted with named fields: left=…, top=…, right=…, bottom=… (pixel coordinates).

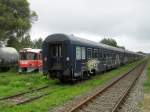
left=87, top=48, right=92, bottom=59
left=20, top=52, right=37, bottom=60
left=50, top=44, right=62, bottom=57
left=76, top=47, right=81, bottom=60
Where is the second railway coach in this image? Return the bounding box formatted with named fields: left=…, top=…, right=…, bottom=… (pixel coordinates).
left=42, top=34, right=143, bottom=82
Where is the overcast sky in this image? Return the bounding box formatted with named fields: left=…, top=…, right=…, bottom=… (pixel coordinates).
left=28, top=0, right=150, bottom=53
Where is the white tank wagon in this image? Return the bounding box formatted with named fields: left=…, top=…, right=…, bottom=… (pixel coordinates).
left=0, top=43, right=19, bottom=71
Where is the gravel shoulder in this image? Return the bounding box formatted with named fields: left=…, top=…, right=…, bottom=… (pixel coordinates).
left=140, top=94, right=150, bottom=112
left=139, top=70, right=150, bottom=112
left=119, top=69, right=146, bottom=112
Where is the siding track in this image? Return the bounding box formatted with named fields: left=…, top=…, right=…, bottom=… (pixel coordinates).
left=0, top=84, right=52, bottom=105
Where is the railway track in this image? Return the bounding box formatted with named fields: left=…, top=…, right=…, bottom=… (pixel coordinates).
left=0, top=84, right=52, bottom=106
left=65, top=61, right=147, bottom=112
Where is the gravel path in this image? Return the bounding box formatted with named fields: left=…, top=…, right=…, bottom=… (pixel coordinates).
left=119, top=69, right=146, bottom=112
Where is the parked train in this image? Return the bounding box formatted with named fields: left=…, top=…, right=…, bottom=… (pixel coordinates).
left=18, top=48, right=42, bottom=73
left=0, top=42, right=18, bottom=71
left=42, top=34, right=144, bottom=82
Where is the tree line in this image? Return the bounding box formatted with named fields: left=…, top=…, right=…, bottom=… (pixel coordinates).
left=0, top=0, right=43, bottom=50
left=100, top=38, right=125, bottom=49
left=7, top=35, right=43, bottom=50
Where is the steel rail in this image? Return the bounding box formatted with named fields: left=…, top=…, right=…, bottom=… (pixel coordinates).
left=16, top=92, right=50, bottom=105
left=15, top=86, right=67, bottom=106
left=0, top=84, right=50, bottom=101
left=111, top=61, right=147, bottom=112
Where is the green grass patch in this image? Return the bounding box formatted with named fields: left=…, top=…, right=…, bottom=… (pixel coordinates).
left=138, top=57, right=150, bottom=111
left=0, top=61, right=142, bottom=112
left=0, top=72, right=55, bottom=98
left=144, top=57, right=150, bottom=92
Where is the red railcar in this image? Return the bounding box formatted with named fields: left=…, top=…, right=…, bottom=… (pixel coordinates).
left=18, top=48, right=42, bottom=73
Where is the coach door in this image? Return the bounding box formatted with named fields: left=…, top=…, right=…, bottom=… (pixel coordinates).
left=75, top=47, right=82, bottom=74
left=50, top=44, right=64, bottom=68
left=75, top=46, right=86, bottom=76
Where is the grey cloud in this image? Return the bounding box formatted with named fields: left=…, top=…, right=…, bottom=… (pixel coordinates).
left=29, top=0, right=150, bottom=52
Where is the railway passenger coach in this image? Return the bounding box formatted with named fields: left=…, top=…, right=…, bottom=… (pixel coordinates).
left=18, top=48, right=42, bottom=73
left=42, top=34, right=143, bottom=82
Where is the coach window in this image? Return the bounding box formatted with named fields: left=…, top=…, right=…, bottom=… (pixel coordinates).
left=99, top=50, right=103, bottom=59
left=76, top=46, right=81, bottom=60
left=113, top=53, right=116, bottom=59
left=87, top=48, right=92, bottom=59
left=50, top=45, right=62, bottom=57
left=81, top=47, right=86, bottom=59
left=51, top=45, right=57, bottom=57
left=93, top=49, right=98, bottom=59
left=96, top=49, right=99, bottom=58
left=109, top=53, right=112, bottom=59
left=105, top=53, right=108, bottom=60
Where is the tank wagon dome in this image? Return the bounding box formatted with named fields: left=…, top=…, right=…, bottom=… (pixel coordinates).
left=44, top=33, right=125, bottom=52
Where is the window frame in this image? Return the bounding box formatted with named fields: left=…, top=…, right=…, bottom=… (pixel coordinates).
left=87, top=48, right=92, bottom=59
left=76, top=46, right=82, bottom=60
left=81, top=47, right=86, bottom=60
left=93, top=48, right=99, bottom=59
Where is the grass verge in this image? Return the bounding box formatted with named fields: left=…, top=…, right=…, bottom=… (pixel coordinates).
left=144, top=57, right=150, bottom=92
left=0, top=72, right=55, bottom=98
left=139, top=57, right=150, bottom=111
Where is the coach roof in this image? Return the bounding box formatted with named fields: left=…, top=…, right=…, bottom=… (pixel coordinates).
left=44, top=33, right=125, bottom=52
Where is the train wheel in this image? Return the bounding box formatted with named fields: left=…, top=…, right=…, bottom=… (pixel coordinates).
left=83, top=71, right=90, bottom=80
left=93, top=69, right=96, bottom=75
left=59, top=78, right=65, bottom=83
left=91, top=69, right=96, bottom=75
left=59, top=77, right=69, bottom=83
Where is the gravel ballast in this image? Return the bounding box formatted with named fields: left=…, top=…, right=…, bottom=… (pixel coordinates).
left=51, top=65, right=146, bottom=112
